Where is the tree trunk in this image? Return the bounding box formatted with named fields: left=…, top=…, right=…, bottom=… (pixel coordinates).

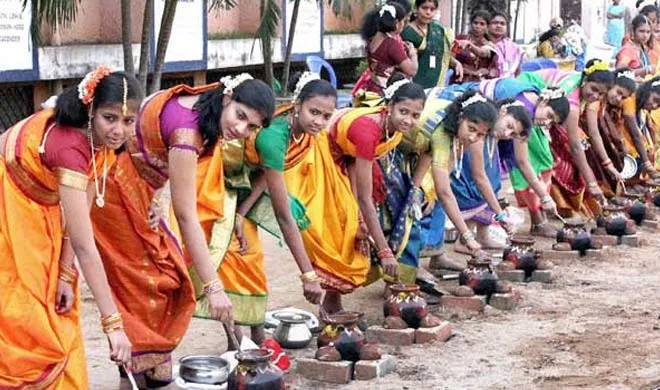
left=121, top=0, right=134, bottom=75
left=150, top=0, right=178, bottom=93
left=260, top=0, right=274, bottom=89
left=460, top=0, right=468, bottom=34
left=138, top=0, right=154, bottom=93
left=454, top=0, right=463, bottom=32
left=513, top=0, right=522, bottom=40
left=281, top=0, right=302, bottom=96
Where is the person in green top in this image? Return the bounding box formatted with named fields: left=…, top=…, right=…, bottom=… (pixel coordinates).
left=401, top=0, right=464, bottom=88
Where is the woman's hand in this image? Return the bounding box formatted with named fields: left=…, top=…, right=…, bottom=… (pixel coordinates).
left=381, top=256, right=399, bottom=279
left=207, top=290, right=234, bottom=324
left=107, top=329, right=132, bottom=370
left=499, top=214, right=515, bottom=235
left=147, top=197, right=167, bottom=231
left=55, top=280, right=75, bottom=314
left=404, top=41, right=417, bottom=57
left=588, top=183, right=605, bottom=204
left=233, top=214, right=248, bottom=255
left=541, top=196, right=559, bottom=217
left=465, top=238, right=482, bottom=255
left=453, top=61, right=465, bottom=82
left=605, top=164, right=623, bottom=183
left=302, top=280, right=323, bottom=304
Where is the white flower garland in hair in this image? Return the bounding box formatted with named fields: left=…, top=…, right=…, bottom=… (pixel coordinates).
left=461, top=93, right=487, bottom=109
left=292, top=71, right=321, bottom=101
left=220, top=73, right=253, bottom=95
left=653, top=79, right=660, bottom=88
left=501, top=101, right=524, bottom=109
left=379, top=4, right=396, bottom=18
left=540, top=88, right=565, bottom=101
left=383, top=79, right=411, bottom=100
left=618, top=70, right=635, bottom=81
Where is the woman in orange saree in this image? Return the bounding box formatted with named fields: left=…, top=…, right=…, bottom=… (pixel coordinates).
left=90, top=75, right=275, bottom=387
left=0, top=68, right=136, bottom=389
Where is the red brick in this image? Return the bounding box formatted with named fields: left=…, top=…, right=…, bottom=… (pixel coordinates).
left=540, top=249, right=580, bottom=262
left=594, top=234, right=618, bottom=247
left=295, top=358, right=354, bottom=384
left=642, top=219, right=659, bottom=231
left=489, top=293, right=518, bottom=311
left=354, top=355, right=397, bottom=380
left=531, top=270, right=553, bottom=283
left=414, top=321, right=452, bottom=344
left=440, top=295, right=486, bottom=312
left=365, top=326, right=415, bottom=346
left=620, top=234, right=641, bottom=247
left=498, top=270, right=525, bottom=283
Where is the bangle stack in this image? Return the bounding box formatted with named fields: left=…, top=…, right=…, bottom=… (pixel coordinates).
left=58, top=262, right=78, bottom=285
left=459, top=230, right=475, bottom=244
left=643, top=161, right=654, bottom=170
left=101, top=312, right=123, bottom=334
left=300, top=271, right=319, bottom=283
left=377, top=247, right=394, bottom=260
left=203, top=279, right=224, bottom=296
left=601, top=159, right=613, bottom=168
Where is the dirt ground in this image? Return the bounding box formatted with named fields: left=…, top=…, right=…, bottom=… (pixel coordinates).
left=82, top=203, right=660, bottom=389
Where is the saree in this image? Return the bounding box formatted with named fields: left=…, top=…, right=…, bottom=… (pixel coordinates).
left=616, top=41, right=651, bottom=70
left=492, top=38, right=525, bottom=79
left=452, top=34, right=498, bottom=83
left=606, top=4, right=626, bottom=53
left=91, top=84, right=206, bottom=383
left=0, top=110, right=112, bottom=389
left=401, top=21, right=454, bottom=88
left=327, top=106, right=421, bottom=283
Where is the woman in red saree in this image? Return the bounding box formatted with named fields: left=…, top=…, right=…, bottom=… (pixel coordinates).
left=0, top=68, right=137, bottom=389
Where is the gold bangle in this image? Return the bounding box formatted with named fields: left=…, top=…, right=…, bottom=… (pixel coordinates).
left=204, top=283, right=224, bottom=296
left=101, top=312, right=122, bottom=326
left=202, top=278, right=220, bottom=290
left=300, top=271, right=319, bottom=283
left=102, top=322, right=124, bottom=334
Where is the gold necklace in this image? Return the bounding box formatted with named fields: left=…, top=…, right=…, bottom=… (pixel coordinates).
left=292, top=131, right=304, bottom=144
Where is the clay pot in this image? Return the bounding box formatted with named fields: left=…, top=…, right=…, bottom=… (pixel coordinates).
left=317, top=312, right=366, bottom=362
left=383, top=284, right=429, bottom=329
left=643, top=179, right=660, bottom=208
left=227, top=348, right=285, bottom=390
left=597, top=204, right=634, bottom=237
left=612, top=194, right=648, bottom=225
left=502, top=235, right=540, bottom=279
left=459, top=256, right=499, bottom=296
left=556, top=220, right=592, bottom=253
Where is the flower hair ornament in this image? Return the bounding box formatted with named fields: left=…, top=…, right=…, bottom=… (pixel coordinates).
left=292, top=71, right=321, bottom=101
left=220, top=73, right=253, bottom=95
left=652, top=79, right=660, bottom=88
left=383, top=78, right=411, bottom=100
left=379, top=4, right=396, bottom=18
left=501, top=101, right=524, bottom=110
left=78, top=65, right=112, bottom=105
left=461, top=93, right=487, bottom=109
left=618, top=70, right=636, bottom=81
left=584, top=60, right=609, bottom=76
left=540, top=88, right=565, bottom=101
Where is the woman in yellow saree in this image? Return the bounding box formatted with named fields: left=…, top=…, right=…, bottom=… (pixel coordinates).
left=0, top=68, right=136, bottom=389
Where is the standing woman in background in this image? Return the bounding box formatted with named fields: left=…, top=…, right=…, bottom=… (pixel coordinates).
left=488, top=10, right=525, bottom=79
left=606, top=0, right=629, bottom=55
left=451, top=10, right=497, bottom=83
left=401, top=0, right=464, bottom=89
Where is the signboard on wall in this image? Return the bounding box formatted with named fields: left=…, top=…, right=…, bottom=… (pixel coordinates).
left=281, top=0, right=324, bottom=60
left=0, top=0, right=38, bottom=81
left=153, top=0, right=207, bottom=71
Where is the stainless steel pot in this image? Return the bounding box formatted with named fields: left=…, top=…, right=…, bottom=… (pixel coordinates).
left=444, top=228, right=459, bottom=243
left=179, top=355, right=230, bottom=385
left=272, top=311, right=313, bottom=349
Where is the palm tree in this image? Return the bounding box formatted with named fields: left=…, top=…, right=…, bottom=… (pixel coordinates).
left=281, top=0, right=302, bottom=95
left=121, top=0, right=135, bottom=76
left=254, top=0, right=281, bottom=89
left=137, top=0, right=154, bottom=92
left=23, top=0, right=81, bottom=40
left=150, top=0, right=178, bottom=93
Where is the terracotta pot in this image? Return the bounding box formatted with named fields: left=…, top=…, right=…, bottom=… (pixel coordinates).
left=613, top=194, right=647, bottom=225
left=317, top=312, right=365, bottom=362
left=383, top=284, right=429, bottom=329
left=502, top=235, right=539, bottom=278
left=459, top=256, right=498, bottom=296
left=643, top=179, right=660, bottom=207
left=597, top=204, right=632, bottom=237
left=556, top=220, right=592, bottom=252
left=227, top=348, right=284, bottom=390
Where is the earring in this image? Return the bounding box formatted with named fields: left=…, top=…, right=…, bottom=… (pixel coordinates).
left=294, top=111, right=299, bottom=119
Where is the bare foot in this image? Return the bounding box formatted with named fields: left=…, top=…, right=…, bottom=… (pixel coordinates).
left=478, top=237, right=507, bottom=250
left=453, top=240, right=474, bottom=255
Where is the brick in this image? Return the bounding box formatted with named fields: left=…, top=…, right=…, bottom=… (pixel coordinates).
left=642, top=219, right=659, bottom=231
left=414, top=321, right=452, bottom=344
left=366, top=326, right=415, bottom=346
left=594, top=234, right=618, bottom=247
left=584, top=249, right=604, bottom=260
left=540, top=249, right=580, bottom=262
left=531, top=270, right=553, bottom=283
left=296, top=358, right=354, bottom=384
left=498, top=270, right=525, bottom=283
left=440, top=295, right=486, bottom=312
left=489, top=293, right=518, bottom=311
left=354, top=355, right=397, bottom=380
left=620, top=234, right=641, bottom=247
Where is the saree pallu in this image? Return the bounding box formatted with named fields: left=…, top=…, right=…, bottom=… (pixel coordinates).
left=0, top=111, right=91, bottom=389
left=283, top=132, right=369, bottom=294
left=548, top=124, right=600, bottom=218
left=91, top=151, right=196, bottom=383
left=451, top=141, right=502, bottom=224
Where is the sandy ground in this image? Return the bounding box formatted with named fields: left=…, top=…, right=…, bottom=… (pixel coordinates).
left=82, top=207, right=660, bottom=389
